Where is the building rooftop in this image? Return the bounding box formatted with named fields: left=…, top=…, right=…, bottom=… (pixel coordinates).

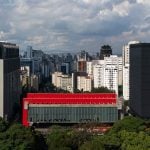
left=24, top=93, right=117, bottom=105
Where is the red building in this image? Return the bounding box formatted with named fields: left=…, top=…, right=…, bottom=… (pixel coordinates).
left=22, top=93, right=118, bottom=127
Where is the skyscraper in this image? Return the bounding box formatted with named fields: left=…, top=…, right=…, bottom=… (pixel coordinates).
left=130, top=43, right=150, bottom=118
left=0, top=42, right=20, bottom=120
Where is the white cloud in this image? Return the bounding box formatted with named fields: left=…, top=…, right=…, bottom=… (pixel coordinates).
left=113, top=1, right=130, bottom=17
left=0, top=0, right=150, bottom=53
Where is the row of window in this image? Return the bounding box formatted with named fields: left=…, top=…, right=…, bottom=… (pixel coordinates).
left=28, top=107, right=118, bottom=123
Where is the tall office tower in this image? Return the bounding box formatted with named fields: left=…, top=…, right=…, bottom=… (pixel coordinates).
left=100, top=45, right=112, bottom=60
left=122, top=41, right=140, bottom=100
left=0, top=42, right=20, bottom=120
left=130, top=43, right=150, bottom=118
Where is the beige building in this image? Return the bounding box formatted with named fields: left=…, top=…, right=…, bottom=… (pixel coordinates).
left=52, top=72, right=62, bottom=88
left=60, top=75, right=72, bottom=92
left=77, top=76, right=92, bottom=92
left=52, top=72, right=72, bottom=92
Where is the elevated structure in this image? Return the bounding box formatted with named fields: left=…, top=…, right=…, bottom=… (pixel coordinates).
left=22, top=93, right=118, bottom=126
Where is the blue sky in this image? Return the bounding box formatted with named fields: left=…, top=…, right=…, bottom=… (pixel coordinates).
left=0, top=0, right=150, bottom=53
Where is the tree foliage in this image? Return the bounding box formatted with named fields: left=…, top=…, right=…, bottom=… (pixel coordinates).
left=109, top=116, right=146, bottom=134
left=0, top=119, right=46, bottom=150
left=0, top=117, right=8, bottom=132
left=91, top=87, right=114, bottom=93
left=46, top=126, right=92, bottom=150
left=118, top=130, right=150, bottom=150
left=0, top=117, right=150, bottom=150
left=79, top=138, right=104, bottom=150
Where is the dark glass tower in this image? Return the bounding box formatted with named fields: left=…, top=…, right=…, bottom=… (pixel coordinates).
left=130, top=43, right=150, bottom=118
left=0, top=42, right=20, bottom=120
left=100, top=45, right=112, bottom=60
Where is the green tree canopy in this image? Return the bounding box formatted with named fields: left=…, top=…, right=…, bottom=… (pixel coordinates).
left=0, top=117, right=8, bottom=132
left=79, top=138, right=104, bottom=150
left=119, top=130, right=150, bottom=150
left=0, top=122, right=46, bottom=150
left=91, top=87, right=114, bottom=93
left=46, top=126, right=92, bottom=150
left=109, top=116, right=146, bottom=134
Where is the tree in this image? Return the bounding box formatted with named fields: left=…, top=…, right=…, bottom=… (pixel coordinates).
left=46, top=126, right=72, bottom=150
left=99, top=134, right=121, bottom=150
left=74, top=89, right=82, bottom=93
left=71, top=130, right=92, bottom=150
left=118, top=130, right=150, bottom=150
left=46, top=126, right=92, bottom=150
left=0, top=117, right=8, bottom=132
left=79, top=138, right=104, bottom=150
left=109, top=116, right=146, bottom=134
left=91, top=87, right=114, bottom=93
left=0, top=123, right=46, bottom=150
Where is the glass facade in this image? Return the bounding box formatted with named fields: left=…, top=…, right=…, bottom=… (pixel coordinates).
left=28, top=106, right=118, bottom=123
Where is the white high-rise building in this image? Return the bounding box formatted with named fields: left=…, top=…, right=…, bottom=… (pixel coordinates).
left=93, top=61, right=104, bottom=88
left=86, top=61, right=93, bottom=77
left=104, top=56, right=119, bottom=93
left=122, top=41, right=140, bottom=100
left=86, top=60, right=103, bottom=78
left=122, top=41, right=140, bottom=65
left=123, top=64, right=129, bottom=100
left=93, top=55, right=121, bottom=94
left=118, top=57, right=123, bottom=86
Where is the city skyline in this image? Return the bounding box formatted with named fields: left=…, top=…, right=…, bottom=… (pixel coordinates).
left=0, top=0, right=150, bottom=53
